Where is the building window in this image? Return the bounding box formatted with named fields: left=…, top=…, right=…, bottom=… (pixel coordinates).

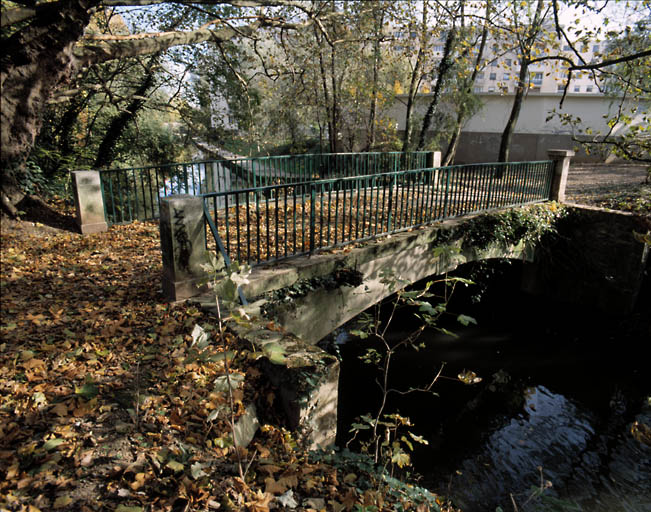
left=505, top=59, right=512, bottom=67
left=489, top=73, right=497, bottom=80
left=491, top=60, right=498, bottom=67
left=563, top=45, right=571, bottom=51
left=503, top=73, right=510, bottom=80
left=557, top=84, right=565, bottom=92
left=586, top=85, right=593, bottom=92
left=593, top=44, right=599, bottom=52
left=488, top=86, right=496, bottom=92
left=574, top=85, right=580, bottom=92
left=530, top=72, right=543, bottom=85
left=474, top=86, right=483, bottom=93
left=477, top=72, right=484, bottom=79
left=434, top=45, right=444, bottom=52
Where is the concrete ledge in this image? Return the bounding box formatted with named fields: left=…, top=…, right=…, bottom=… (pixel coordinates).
left=192, top=295, right=340, bottom=450
left=78, top=221, right=109, bottom=235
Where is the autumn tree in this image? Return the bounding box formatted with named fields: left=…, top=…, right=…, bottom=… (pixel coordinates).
left=0, top=0, right=327, bottom=215
left=546, top=1, right=651, bottom=164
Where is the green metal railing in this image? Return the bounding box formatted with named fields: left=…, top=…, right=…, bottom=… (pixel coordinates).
left=99, top=151, right=430, bottom=225
left=202, top=160, right=554, bottom=266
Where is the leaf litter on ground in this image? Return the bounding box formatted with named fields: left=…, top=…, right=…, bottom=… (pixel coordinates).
left=0, top=200, right=461, bottom=512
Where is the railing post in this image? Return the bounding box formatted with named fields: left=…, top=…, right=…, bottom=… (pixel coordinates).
left=547, top=149, right=574, bottom=202
left=71, top=170, right=109, bottom=234
left=426, top=151, right=441, bottom=168
left=159, top=194, right=213, bottom=301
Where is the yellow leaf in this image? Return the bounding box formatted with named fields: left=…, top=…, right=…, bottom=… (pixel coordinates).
left=130, top=472, right=147, bottom=490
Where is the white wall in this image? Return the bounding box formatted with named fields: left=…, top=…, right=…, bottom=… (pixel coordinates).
left=390, top=93, right=647, bottom=136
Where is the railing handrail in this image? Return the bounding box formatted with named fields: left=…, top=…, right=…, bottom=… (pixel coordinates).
left=201, top=160, right=555, bottom=267
left=96, top=150, right=431, bottom=174
left=198, top=160, right=554, bottom=199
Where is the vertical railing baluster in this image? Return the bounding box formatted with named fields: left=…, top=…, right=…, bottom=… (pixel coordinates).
left=256, top=190, right=261, bottom=264
left=265, top=189, right=271, bottom=261
left=275, top=187, right=279, bottom=260
left=284, top=186, right=288, bottom=259
left=245, top=192, right=251, bottom=264
left=309, top=183, right=316, bottom=254
left=224, top=194, right=231, bottom=259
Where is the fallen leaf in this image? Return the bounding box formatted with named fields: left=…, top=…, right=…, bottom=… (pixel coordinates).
left=53, top=496, right=74, bottom=509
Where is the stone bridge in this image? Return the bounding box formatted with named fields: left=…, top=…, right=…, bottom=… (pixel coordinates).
left=155, top=155, right=649, bottom=449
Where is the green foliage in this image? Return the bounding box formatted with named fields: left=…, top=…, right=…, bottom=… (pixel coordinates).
left=13, top=160, right=69, bottom=198
left=439, top=202, right=567, bottom=251
left=310, top=447, right=441, bottom=512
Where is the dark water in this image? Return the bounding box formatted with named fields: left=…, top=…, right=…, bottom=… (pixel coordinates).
left=334, top=261, right=651, bottom=512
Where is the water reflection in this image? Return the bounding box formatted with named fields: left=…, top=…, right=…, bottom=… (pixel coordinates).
left=335, top=261, right=651, bottom=511
left=431, top=386, right=651, bottom=511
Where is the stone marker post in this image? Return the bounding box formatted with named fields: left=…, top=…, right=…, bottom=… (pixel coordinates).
left=548, top=149, right=574, bottom=202
left=160, top=195, right=213, bottom=301
left=72, top=170, right=108, bottom=234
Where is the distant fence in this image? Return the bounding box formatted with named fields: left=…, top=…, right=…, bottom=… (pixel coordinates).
left=99, top=151, right=431, bottom=225
left=202, top=160, right=555, bottom=266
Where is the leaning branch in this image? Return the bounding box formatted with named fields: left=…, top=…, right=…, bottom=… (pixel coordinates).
left=528, top=49, right=651, bottom=71
left=73, top=20, right=266, bottom=64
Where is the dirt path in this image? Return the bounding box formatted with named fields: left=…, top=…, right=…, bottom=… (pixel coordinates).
left=566, top=163, right=648, bottom=204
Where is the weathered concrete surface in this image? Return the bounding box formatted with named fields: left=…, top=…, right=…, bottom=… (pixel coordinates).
left=242, top=215, right=536, bottom=345
left=72, top=171, right=108, bottom=234
left=193, top=296, right=339, bottom=450
left=548, top=149, right=575, bottom=203
left=160, top=195, right=215, bottom=301
left=523, top=204, right=649, bottom=314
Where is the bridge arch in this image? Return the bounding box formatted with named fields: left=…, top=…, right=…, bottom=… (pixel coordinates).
left=245, top=216, right=537, bottom=345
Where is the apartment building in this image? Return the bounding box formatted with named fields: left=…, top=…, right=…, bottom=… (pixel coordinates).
left=393, top=30, right=605, bottom=96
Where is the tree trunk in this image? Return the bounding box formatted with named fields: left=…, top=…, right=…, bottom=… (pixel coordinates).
left=498, top=0, right=544, bottom=162
left=94, top=55, right=160, bottom=169
left=498, top=59, right=529, bottom=162
left=416, top=25, right=457, bottom=151
left=444, top=1, right=490, bottom=165
left=367, top=7, right=385, bottom=151
left=0, top=0, right=97, bottom=213
left=400, top=1, right=428, bottom=155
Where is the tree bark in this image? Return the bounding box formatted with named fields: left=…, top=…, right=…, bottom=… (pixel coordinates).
left=366, top=6, right=385, bottom=151
left=498, top=57, right=529, bottom=162
left=1, top=0, right=98, bottom=210
left=416, top=25, right=456, bottom=151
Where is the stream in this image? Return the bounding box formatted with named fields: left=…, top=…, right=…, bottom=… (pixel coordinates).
left=333, top=260, right=651, bottom=511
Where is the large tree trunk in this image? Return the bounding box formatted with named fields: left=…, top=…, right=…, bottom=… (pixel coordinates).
left=0, top=0, right=97, bottom=213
